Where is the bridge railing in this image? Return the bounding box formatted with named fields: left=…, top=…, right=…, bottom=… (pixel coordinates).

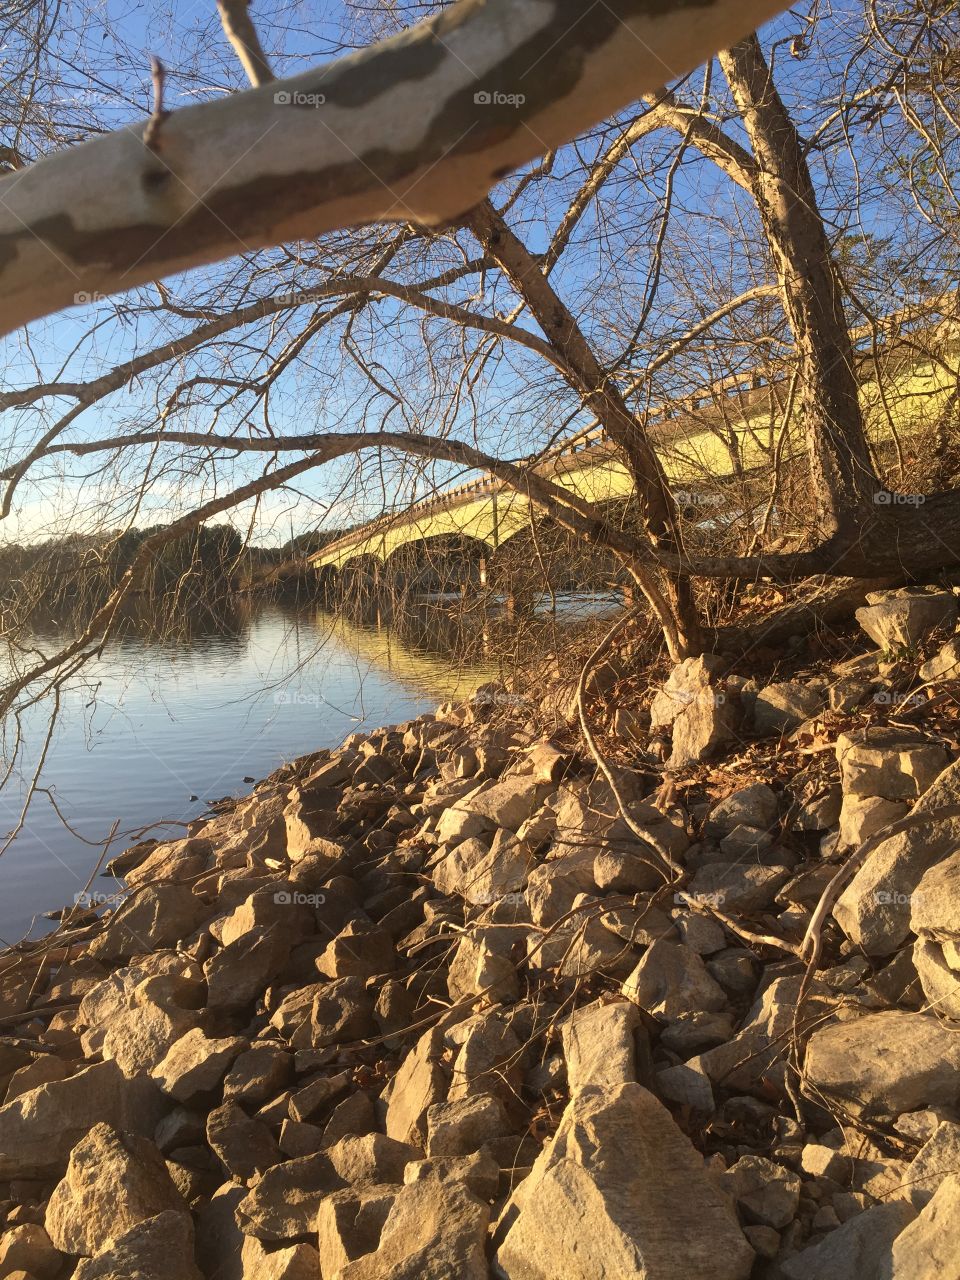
left=314, top=305, right=959, bottom=562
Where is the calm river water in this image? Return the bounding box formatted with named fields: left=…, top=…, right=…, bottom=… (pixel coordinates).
left=0, top=594, right=618, bottom=940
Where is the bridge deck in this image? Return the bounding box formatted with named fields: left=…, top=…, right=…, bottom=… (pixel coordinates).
left=312, top=334, right=957, bottom=571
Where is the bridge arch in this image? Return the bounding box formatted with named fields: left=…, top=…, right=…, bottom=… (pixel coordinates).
left=383, top=533, right=492, bottom=594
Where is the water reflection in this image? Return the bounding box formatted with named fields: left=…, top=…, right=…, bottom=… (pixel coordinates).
left=0, top=592, right=621, bottom=939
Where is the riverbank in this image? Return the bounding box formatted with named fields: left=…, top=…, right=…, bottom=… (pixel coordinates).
left=2, top=585, right=960, bottom=1278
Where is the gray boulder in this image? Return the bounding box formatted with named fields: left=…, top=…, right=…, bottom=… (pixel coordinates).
left=494, top=1083, right=753, bottom=1280
left=753, top=682, right=824, bottom=734
left=890, top=1172, right=960, bottom=1278
left=803, top=1011, right=960, bottom=1116
left=855, top=589, right=957, bottom=651
left=834, top=755, right=960, bottom=954
left=0, top=1060, right=166, bottom=1178
left=781, top=1201, right=916, bottom=1280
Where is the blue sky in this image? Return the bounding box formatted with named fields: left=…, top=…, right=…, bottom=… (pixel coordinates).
left=1, top=0, right=951, bottom=546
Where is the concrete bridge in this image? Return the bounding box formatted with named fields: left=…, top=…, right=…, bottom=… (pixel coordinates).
left=311, top=320, right=957, bottom=585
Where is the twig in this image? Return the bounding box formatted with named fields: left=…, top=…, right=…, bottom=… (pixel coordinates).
left=143, top=56, right=170, bottom=152
left=575, top=607, right=682, bottom=879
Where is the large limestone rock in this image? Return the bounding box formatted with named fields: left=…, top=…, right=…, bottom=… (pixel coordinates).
left=152, top=1028, right=247, bottom=1101
left=752, top=681, right=824, bottom=734
left=920, top=635, right=960, bottom=683
left=912, top=848, right=960, bottom=939
left=240, top=1236, right=319, bottom=1279
left=780, top=1201, right=916, bottom=1280
left=835, top=726, right=948, bottom=801
left=316, top=920, right=396, bottom=981
left=206, top=1101, right=282, bottom=1181
left=685, top=861, right=791, bottom=914
left=205, top=926, right=292, bottom=1012
left=72, top=1210, right=202, bottom=1280
left=649, top=654, right=737, bottom=767
left=622, top=939, right=727, bottom=1021
left=447, top=1012, right=522, bottom=1104
left=803, top=1011, right=960, bottom=1116
left=688, top=973, right=834, bottom=1098
left=913, top=939, right=960, bottom=1021
left=85, top=884, right=209, bottom=961
left=834, top=755, right=960, bottom=954
left=0, top=1223, right=61, bottom=1279
left=855, top=589, right=957, bottom=651
left=0, top=1060, right=165, bottom=1178
left=239, top=1233, right=317, bottom=1274
left=236, top=1152, right=346, bottom=1240
left=838, top=794, right=909, bottom=848
left=336, top=1174, right=490, bottom=1280
left=316, top=1185, right=399, bottom=1277
left=383, top=1026, right=449, bottom=1149
left=425, top=1094, right=511, bottom=1159
left=77, top=957, right=200, bottom=1053
left=99, top=976, right=201, bottom=1079
left=721, top=1154, right=799, bottom=1229
left=560, top=999, right=640, bottom=1093
left=458, top=776, right=553, bottom=833
left=45, top=1123, right=185, bottom=1256
left=495, top=1084, right=753, bottom=1280
left=900, top=1121, right=960, bottom=1209
left=890, top=1173, right=960, bottom=1279
left=447, top=932, right=519, bottom=1004
left=223, top=1044, right=293, bottom=1105
left=705, top=784, right=779, bottom=836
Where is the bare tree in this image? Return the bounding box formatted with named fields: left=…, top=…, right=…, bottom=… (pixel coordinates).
left=1, top=0, right=959, bottom=717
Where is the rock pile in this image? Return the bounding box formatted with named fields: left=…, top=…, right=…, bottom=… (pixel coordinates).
left=1, top=591, right=960, bottom=1278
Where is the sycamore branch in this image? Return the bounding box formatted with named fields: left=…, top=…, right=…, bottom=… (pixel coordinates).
left=0, top=0, right=786, bottom=335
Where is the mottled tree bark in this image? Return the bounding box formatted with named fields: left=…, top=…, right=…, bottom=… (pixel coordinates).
left=0, top=0, right=785, bottom=335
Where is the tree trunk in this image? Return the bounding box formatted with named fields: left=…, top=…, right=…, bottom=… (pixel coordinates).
left=464, top=199, right=702, bottom=659
left=719, top=36, right=881, bottom=544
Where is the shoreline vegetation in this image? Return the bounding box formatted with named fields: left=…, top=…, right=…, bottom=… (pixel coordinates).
left=1, top=586, right=960, bottom=1276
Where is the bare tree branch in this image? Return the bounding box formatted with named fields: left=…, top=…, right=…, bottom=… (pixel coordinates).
left=0, top=0, right=786, bottom=334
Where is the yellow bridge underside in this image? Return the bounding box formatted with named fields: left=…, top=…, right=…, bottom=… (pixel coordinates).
left=313, top=357, right=955, bottom=570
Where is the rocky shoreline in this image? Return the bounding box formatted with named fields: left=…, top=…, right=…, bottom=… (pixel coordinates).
left=2, top=586, right=960, bottom=1278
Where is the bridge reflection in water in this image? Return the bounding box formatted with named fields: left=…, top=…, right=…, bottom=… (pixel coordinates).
left=313, top=588, right=625, bottom=701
